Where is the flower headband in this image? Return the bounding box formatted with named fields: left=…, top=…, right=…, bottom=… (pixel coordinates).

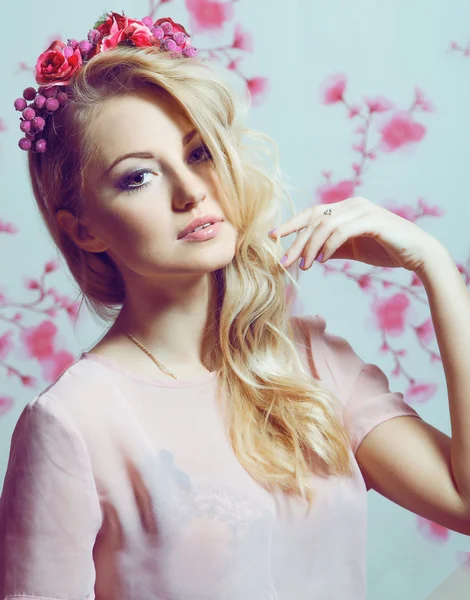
left=13, top=10, right=198, bottom=154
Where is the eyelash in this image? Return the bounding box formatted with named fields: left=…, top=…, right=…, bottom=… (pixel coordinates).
left=119, top=144, right=213, bottom=194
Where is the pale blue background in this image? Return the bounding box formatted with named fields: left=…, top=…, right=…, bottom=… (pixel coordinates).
left=1, top=1, right=469, bottom=598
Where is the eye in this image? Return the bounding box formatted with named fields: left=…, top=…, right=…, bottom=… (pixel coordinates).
left=188, top=144, right=212, bottom=165
left=118, top=169, right=154, bottom=194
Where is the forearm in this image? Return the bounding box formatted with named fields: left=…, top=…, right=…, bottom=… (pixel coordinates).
left=417, top=242, right=470, bottom=501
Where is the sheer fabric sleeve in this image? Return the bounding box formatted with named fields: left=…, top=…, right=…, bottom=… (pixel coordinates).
left=0, top=394, right=102, bottom=600
left=298, top=314, right=422, bottom=455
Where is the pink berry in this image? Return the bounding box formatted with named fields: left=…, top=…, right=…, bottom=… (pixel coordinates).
left=22, top=107, right=36, bottom=120
left=67, top=38, right=79, bottom=50
left=162, top=38, right=177, bottom=52
left=78, top=39, right=93, bottom=55
left=87, top=29, right=101, bottom=44
left=42, top=86, right=57, bottom=98
left=182, top=46, right=198, bottom=58
left=173, top=32, right=187, bottom=46
left=20, top=120, right=32, bottom=133
left=141, top=16, right=154, bottom=28
left=26, top=132, right=37, bottom=140
left=35, top=138, right=48, bottom=153
left=45, top=97, right=59, bottom=112
left=173, top=45, right=183, bottom=54
left=23, top=87, right=37, bottom=101
left=32, top=116, right=46, bottom=132
left=151, top=26, right=164, bottom=40
left=56, top=91, right=69, bottom=106
left=14, top=97, right=27, bottom=111
left=33, top=94, right=47, bottom=109
left=160, top=21, right=173, bottom=34
left=63, top=46, right=74, bottom=59
left=19, top=138, right=32, bottom=151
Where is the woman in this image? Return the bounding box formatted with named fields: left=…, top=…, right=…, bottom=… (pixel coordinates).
left=1, top=10, right=469, bottom=600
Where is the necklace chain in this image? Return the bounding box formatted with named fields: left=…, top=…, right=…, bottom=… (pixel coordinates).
left=124, top=332, right=179, bottom=380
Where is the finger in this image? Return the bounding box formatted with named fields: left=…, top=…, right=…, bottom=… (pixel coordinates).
left=300, top=204, right=366, bottom=269
left=269, top=206, right=317, bottom=239
left=317, top=215, right=372, bottom=263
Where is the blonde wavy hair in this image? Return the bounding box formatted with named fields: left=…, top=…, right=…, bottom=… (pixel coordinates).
left=27, top=46, right=354, bottom=507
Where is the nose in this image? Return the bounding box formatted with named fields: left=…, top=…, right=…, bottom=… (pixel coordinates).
left=173, top=167, right=208, bottom=210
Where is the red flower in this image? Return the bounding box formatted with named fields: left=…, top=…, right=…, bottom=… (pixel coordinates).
left=35, top=40, right=82, bottom=86
left=93, top=12, right=155, bottom=55
left=154, top=17, right=190, bottom=38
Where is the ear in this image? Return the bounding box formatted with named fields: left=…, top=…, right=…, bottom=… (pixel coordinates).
left=56, top=209, right=109, bottom=253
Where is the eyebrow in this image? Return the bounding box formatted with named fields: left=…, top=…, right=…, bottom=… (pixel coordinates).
left=103, top=128, right=198, bottom=178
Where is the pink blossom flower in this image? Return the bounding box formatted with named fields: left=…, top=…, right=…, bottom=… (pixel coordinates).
left=348, top=104, right=361, bottom=118
left=0, top=396, right=13, bottom=417
left=379, top=111, right=426, bottom=152
left=417, top=197, right=444, bottom=217
left=41, top=349, right=76, bottom=382
left=365, top=96, right=394, bottom=113
left=384, top=203, right=416, bottom=221
left=247, top=77, right=269, bottom=106
left=232, top=24, right=253, bottom=51
left=320, top=73, right=347, bottom=105
left=185, top=0, right=234, bottom=33
left=415, top=317, right=435, bottom=345
left=316, top=179, right=355, bottom=204
left=20, top=320, right=57, bottom=360
left=372, top=293, right=410, bottom=335
left=406, top=381, right=438, bottom=404
left=0, top=331, right=14, bottom=360
left=417, top=517, right=450, bottom=543
left=45, top=259, right=59, bottom=273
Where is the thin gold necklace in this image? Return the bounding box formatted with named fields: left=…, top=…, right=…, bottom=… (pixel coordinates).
left=124, top=332, right=179, bottom=380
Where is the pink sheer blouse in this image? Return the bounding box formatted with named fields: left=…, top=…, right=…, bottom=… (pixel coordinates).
left=0, top=314, right=421, bottom=599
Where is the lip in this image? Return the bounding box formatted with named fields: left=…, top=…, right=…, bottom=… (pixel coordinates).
left=177, top=214, right=224, bottom=240
left=178, top=220, right=222, bottom=242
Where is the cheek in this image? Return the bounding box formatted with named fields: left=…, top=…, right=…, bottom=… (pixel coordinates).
left=99, top=205, right=173, bottom=250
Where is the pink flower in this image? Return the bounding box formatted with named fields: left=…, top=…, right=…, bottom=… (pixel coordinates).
left=316, top=179, right=355, bottom=204
left=0, top=396, right=13, bottom=417
left=406, top=381, right=438, bottom=404
left=379, top=111, right=426, bottom=152
left=41, top=349, right=76, bottom=382
left=247, top=77, right=269, bottom=106
left=20, top=320, right=57, bottom=361
left=36, top=40, right=82, bottom=86
left=365, top=96, right=394, bottom=113
left=417, top=517, right=450, bottom=543
left=415, top=317, right=435, bottom=344
left=233, top=24, right=253, bottom=51
left=320, top=73, right=347, bottom=105
left=93, top=12, right=155, bottom=54
left=185, top=0, right=234, bottom=32
left=0, top=331, right=14, bottom=360
left=372, top=293, right=410, bottom=336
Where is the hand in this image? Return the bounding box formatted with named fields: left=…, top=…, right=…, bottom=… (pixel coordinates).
left=269, top=196, right=443, bottom=273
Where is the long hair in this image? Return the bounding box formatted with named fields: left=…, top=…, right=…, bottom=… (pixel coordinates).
left=27, top=46, right=353, bottom=506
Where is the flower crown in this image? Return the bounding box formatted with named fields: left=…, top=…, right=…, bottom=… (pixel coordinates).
left=13, top=10, right=198, bottom=154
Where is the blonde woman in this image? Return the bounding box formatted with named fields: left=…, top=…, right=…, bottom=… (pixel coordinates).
left=1, top=10, right=469, bottom=600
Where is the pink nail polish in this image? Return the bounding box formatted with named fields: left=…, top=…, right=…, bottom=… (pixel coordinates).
left=315, top=252, right=324, bottom=262
left=281, top=254, right=288, bottom=264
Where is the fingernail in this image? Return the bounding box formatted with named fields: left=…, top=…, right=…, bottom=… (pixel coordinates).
left=268, top=228, right=277, bottom=236
left=299, top=257, right=305, bottom=268
left=281, top=254, right=288, bottom=264
left=315, top=252, right=324, bottom=262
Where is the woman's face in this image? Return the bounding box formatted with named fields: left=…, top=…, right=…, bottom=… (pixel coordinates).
left=80, top=90, right=238, bottom=282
